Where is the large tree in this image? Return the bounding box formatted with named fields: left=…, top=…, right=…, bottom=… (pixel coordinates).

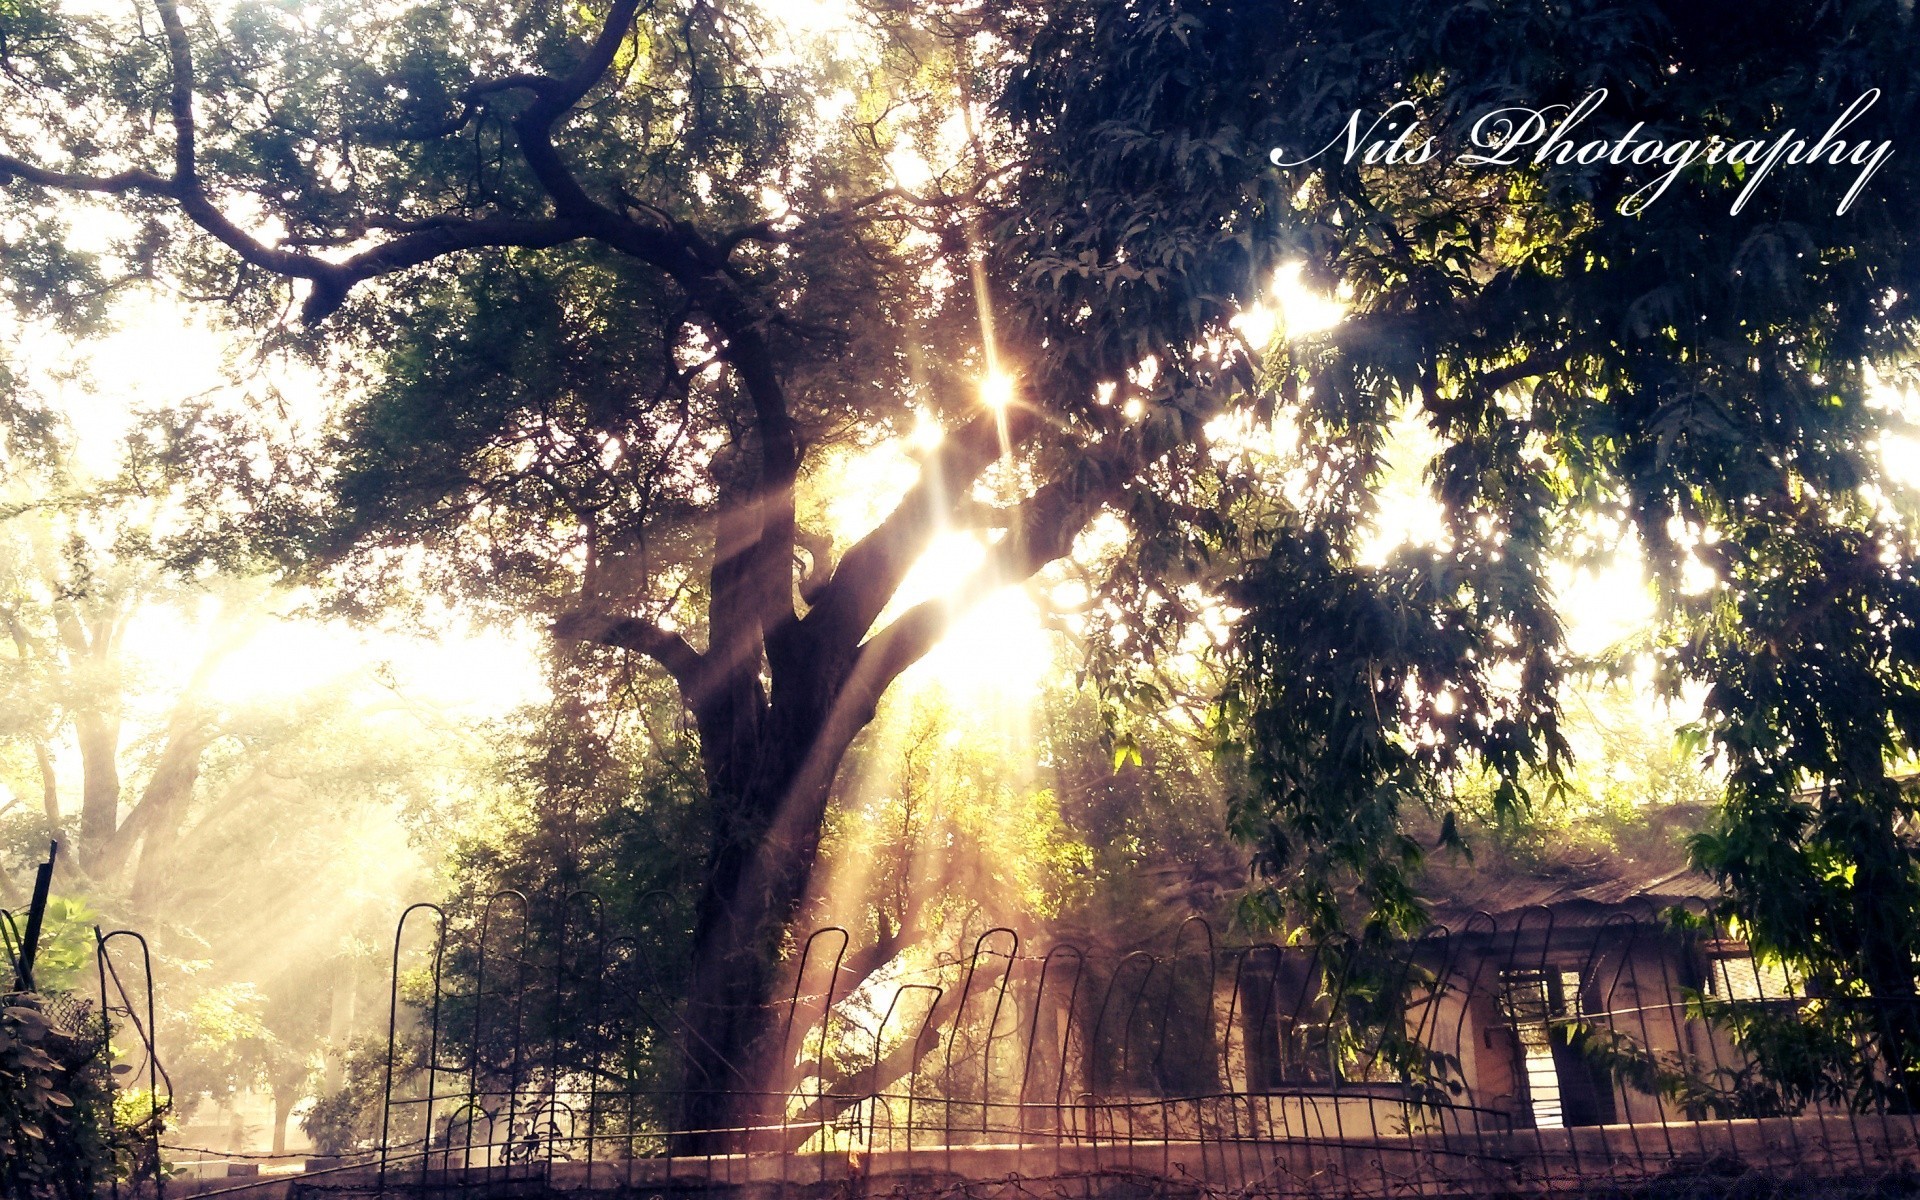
left=6, top=0, right=1920, bottom=1137
left=0, top=0, right=1103, bottom=1143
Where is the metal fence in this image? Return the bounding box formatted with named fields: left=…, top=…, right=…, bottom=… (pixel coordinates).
left=13, top=883, right=1920, bottom=1198
left=269, top=893, right=1920, bottom=1198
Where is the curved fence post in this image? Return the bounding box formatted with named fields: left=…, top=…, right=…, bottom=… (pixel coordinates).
left=378, top=902, right=448, bottom=1195
left=469, top=889, right=529, bottom=1182
left=96, top=927, right=167, bottom=1200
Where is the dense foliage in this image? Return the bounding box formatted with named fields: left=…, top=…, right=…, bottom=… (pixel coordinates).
left=0, top=991, right=153, bottom=1200
left=996, top=0, right=1920, bottom=1100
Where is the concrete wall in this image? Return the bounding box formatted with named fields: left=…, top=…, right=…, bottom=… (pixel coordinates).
left=251, top=1113, right=1920, bottom=1199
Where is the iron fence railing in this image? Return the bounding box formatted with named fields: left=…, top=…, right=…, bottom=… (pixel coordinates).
left=30, top=890, right=1920, bottom=1198
left=313, top=894, right=1920, bottom=1197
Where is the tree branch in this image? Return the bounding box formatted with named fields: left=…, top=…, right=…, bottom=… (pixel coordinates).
left=849, top=462, right=1109, bottom=702
left=1, top=0, right=596, bottom=325
left=552, top=607, right=706, bottom=692
left=0, top=156, right=175, bottom=197
left=8, top=0, right=806, bottom=680
left=802, top=398, right=1041, bottom=652
left=299, top=218, right=591, bottom=319
left=153, top=0, right=196, bottom=179
left=478, top=0, right=805, bottom=660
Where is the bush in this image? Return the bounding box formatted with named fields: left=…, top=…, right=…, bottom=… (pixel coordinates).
left=0, top=991, right=163, bottom=1200
left=301, top=1036, right=389, bottom=1156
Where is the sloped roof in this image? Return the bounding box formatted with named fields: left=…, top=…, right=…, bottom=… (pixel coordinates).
left=1419, top=803, right=1719, bottom=930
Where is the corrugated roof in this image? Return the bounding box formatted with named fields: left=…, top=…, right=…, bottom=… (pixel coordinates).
left=1418, top=805, right=1719, bottom=928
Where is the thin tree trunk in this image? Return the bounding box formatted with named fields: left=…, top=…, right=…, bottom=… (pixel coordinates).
left=51, top=588, right=131, bottom=864
left=325, top=971, right=356, bottom=1093
left=31, top=739, right=60, bottom=832
left=73, top=711, right=120, bottom=854
left=272, top=1088, right=296, bottom=1156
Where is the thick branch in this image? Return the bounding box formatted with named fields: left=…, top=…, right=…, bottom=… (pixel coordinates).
left=485, top=0, right=804, bottom=651
left=95, top=704, right=218, bottom=881
left=299, top=218, right=591, bottom=318
left=154, top=0, right=197, bottom=180
left=850, top=463, right=1110, bottom=707
left=0, top=157, right=175, bottom=200
left=1477, top=350, right=1564, bottom=395
left=803, top=401, right=1041, bottom=652
left=1, top=2, right=627, bottom=319
left=552, top=608, right=706, bottom=692
left=0, top=142, right=589, bottom=318
left=556, top=0, right=649, bottom=108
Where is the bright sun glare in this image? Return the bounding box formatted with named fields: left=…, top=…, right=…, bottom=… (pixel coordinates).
left=890, top=531, right=1055, bottom=701
left=1230, top=262, right=1349, bottom=350
left=847, top=261, right=1790, bottom=712
left=980, top=371, right=1016, bottom=411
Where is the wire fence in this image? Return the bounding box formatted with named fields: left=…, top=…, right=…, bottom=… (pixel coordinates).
left=223, top=893, right=1919, bottom=1198
left=32, top=890, right=1920, bottom=1198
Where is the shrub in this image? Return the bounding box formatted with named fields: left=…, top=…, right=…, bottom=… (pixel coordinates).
left=0, top=991, right=163, bottom=1199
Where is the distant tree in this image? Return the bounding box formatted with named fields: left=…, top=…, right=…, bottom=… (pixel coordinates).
left=0, top=404, right=484, bottom=1152
left=169, top=968, right=349, bottom=1155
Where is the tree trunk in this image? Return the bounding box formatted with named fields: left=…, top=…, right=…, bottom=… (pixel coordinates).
left=1237, top=953, right=1285, bottom=1093
left=672, top=751, right=841, bottom=1152
left=74, top=711, right=120, bottom=856
left=325, top=971, right=357, bottom=1093
left=272, top=1088, right=296, bottom=1156
left=1851, top=805, right=1920, bottom=1111
left=31, top=739, right=60, bottom=832
left=100, top=703, right=216, bottom=890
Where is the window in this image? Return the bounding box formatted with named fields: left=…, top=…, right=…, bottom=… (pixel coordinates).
left=1500, top=968, right=1616, bottom=1129
left=1704, top=952, right=1804, bottom=1002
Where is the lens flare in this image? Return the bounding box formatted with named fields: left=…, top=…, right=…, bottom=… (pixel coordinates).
left=980, top=371, right=1016, bottom=412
